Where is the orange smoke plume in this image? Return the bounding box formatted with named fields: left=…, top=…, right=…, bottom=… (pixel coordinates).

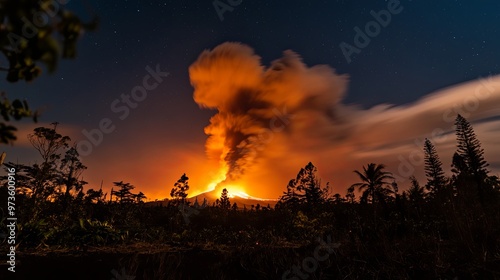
left=189, top=42, right=348, bottom=195
left=188, top=42, right=500, bottom=199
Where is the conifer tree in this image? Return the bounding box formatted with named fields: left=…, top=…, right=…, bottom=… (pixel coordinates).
left=218, top=188, right=231, bottom=210
left=453, top=114, right=490, bottom=205
left=423, top=138, right=447, bottom=195
left=407, top=176, right=426, bottom=203
left=454, top=114, right=489, bottom=178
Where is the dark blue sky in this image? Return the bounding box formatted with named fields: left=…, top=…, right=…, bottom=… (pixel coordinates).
left=8, top=0, right=500, bottom=116
left=3, top=0, right=500, bottom=198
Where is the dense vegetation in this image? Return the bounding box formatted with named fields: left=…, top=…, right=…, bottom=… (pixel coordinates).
left=1, top=114, right=499, bottom=279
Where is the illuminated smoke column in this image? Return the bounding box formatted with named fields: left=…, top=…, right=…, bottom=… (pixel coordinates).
left=189, top=42, right=348, bottom=188
left=188, top=42, right=500, bottom=198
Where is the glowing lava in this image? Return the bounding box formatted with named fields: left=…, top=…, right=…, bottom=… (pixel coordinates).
left=226, top=187, right=251, bottom=199
left=186, top=151, right=274, bottom=201
left=191, top=163, right=274, bottom=201
left=218, top=184, right=275, bottom=201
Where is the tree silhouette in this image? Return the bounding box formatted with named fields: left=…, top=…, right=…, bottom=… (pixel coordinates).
left=28, top=123, right=70, bottom=160
left=406, top=176, right=426, bottom=203
left=193, top=197, right=200, bottom=208
left=423, top=138, right=447, bottom=195
left=3, top=124, right=71, bottom=202
left=58, top=146, right=87, bottom=199
left=296, top=162, right=325, bottom=206
left=170, top=173, right=189, bottom=206
left=135, top=192, right=147, bottom=203
left=0, top=124, right=91, bottom=222
left=279, top=162, right=326, bottom=209
left=217, top=188, right=231, bottom=210
left=350, top=163, right=394, bottom=205
left=279, top=178, right=302, bottom=207
left=0, top=95, right=37, bottom=144
left=451, top=152, right=468, bottom=186
left=453, top=114, right=490, bottom=205
left=345, top=187, right=356, bottom=203
left=84, top=188, right=106, bottom=204
left=332, top=193, right=344, bottom=204
left=454, top=115, right=489, bottom=177
left=29, top=124, right=71, bottom=200
left=112, top=181, right=135, bottom=203
left=231, top=202, right=238, bottom=211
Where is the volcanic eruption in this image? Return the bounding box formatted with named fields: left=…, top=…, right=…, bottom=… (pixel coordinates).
left=188, top=42, right=348, bottom=198
left=186, top=42, right=500, bottom=201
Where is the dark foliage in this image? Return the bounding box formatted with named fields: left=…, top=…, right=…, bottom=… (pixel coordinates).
left=0, top=117, right=499, bottom=279
left=0, top=1, right=98, bottom=144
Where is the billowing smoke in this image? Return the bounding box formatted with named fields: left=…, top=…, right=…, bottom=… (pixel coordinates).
left=189, top=42, right=500, bottom=198
left=189, top=42, right=348, bottom=186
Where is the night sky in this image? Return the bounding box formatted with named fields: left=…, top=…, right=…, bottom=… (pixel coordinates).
left=3, top=0, right=500, bottom=200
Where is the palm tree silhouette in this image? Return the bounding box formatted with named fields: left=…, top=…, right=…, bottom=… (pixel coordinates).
left=350, top=163, right=394, bottom=205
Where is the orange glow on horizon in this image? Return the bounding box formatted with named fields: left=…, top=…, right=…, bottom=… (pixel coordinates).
left=207, top=182, right=276, bottom=201
left=187, top=164, right=227, bottom=198
left=187, top=160, right=275, bottom=201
